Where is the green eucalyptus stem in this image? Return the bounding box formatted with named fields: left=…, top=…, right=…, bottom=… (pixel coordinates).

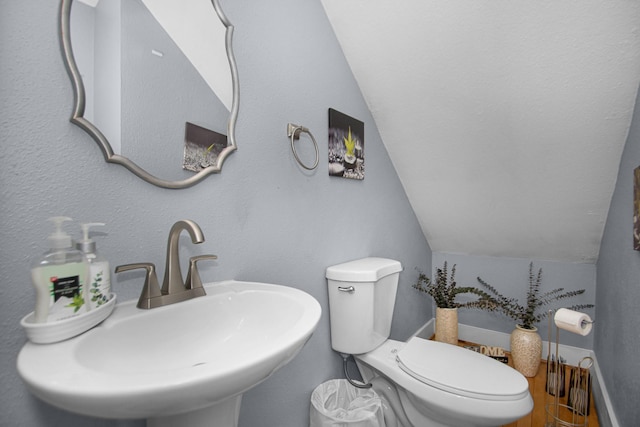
left=413, top=262, right=495, bottom=309
left=475, top=262, right=594, bottom=329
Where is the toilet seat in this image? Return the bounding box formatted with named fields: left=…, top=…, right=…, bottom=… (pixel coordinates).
left=396, top=337, right=529, bottom=401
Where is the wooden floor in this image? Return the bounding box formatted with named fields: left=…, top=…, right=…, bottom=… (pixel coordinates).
left=451, top=339, right=598, bottom=427
left=503, top=359, right=599, bottom=427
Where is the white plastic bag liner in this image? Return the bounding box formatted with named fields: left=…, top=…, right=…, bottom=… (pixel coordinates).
left=310, top=379, right=385, bottom=427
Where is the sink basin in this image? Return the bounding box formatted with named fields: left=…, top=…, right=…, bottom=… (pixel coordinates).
left=17, top=280, right=321, bottom=425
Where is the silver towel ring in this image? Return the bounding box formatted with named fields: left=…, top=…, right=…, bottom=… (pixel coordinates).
left=287, top=123, right=319, bottom=170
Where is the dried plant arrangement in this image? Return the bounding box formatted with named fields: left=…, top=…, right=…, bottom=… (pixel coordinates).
left=413, top=261, right=494, bottom=309
left=476, top=262, right=594, bottom=330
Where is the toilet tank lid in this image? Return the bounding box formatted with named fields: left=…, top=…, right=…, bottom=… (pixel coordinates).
left=326, top=257, right=403, bottom=282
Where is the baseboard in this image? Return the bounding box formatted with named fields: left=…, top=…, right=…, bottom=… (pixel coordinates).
left=409, top=320, right=618, bottom=427
left=411, top=318, right=435, bottom=340
left=589, top=354, right=619, bottom=427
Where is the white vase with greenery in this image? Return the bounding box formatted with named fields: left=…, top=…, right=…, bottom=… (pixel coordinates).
left=414, top=262, right=491, bottom=345
left=476, top=263, right=594, bottom=377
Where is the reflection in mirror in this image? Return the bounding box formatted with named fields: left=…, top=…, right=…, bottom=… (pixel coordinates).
left=61, top=0, right=238, bottom=188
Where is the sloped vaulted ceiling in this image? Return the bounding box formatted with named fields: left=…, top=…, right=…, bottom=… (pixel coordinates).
left=322, top=0, right=640, bottom=263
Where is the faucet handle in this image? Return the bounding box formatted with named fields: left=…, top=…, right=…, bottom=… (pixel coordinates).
left=115, top=263, right=162, bottom=309
left=185, top=255, right=218, bottom=291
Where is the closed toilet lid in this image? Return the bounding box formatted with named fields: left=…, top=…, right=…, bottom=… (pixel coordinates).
left=396, top=337, right=529, bottom=401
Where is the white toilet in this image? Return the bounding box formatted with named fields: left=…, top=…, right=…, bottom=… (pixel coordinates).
left=326, top=257, right=533, bottom=427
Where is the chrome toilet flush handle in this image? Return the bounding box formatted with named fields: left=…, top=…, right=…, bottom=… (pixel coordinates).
left=338, top=286, right=355, bottom=293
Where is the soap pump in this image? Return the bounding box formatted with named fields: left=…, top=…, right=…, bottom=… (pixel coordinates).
left=76, top=223, right=111, bottom=309
left=31, top=217, right=89, bottom=323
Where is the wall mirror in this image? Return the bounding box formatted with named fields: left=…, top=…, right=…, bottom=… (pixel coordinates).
left=60, top=0, right=239, bottom=189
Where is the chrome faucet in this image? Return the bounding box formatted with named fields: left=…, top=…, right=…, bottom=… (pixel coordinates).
left=162, top=220, right=204, bottom=295
left=115, top=220, right=217, bottom=309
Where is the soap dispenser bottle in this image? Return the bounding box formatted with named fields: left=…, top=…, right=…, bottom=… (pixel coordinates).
left=76, top=222, right=111, bottom=309
left=31, top=217, right=89, bottom=323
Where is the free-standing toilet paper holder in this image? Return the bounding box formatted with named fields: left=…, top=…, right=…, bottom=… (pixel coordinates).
left=545, top=309, right=594, bottom=427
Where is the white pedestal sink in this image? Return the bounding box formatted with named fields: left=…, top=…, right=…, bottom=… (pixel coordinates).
left=17, top=280, right=321, bottom=426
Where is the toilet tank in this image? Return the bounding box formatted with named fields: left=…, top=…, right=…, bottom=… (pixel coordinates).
left=326, top=257, right=403, bottom=355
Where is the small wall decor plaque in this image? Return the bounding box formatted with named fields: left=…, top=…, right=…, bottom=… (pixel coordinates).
left=328, top=108, right=364, bottom=180
left=182, top=122, right=227, bottom=172
left=635, top=166, right=640, bottom=250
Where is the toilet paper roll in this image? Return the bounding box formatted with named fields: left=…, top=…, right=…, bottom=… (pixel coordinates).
left=554, top=308, right=593, bottom=336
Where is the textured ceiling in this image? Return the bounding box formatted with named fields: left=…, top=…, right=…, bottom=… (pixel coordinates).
left=322, top=0, right=640, bottom=263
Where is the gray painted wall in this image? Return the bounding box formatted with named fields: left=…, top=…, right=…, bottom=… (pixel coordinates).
left=0, top=1, right=432, bottom=426
left=596, top=87, right=640, bottom=426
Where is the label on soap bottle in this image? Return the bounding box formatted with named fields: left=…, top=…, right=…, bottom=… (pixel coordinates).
left=32, top=262, right=88, bottom=322
left=87, top=261, right=111, bottom=309
left=51, top=275, right=81, bottom=301
left=48, top=273, right=86, bottom=321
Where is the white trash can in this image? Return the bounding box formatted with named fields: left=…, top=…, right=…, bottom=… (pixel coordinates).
left=310, top=379, right=385, bottom=427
